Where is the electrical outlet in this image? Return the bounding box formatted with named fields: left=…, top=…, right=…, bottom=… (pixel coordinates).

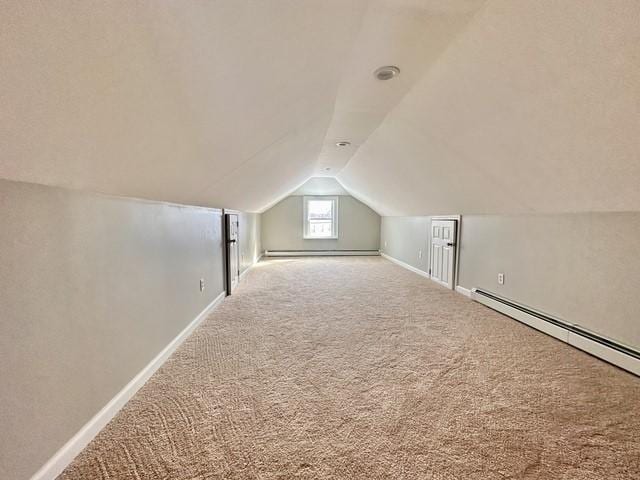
left=200, top=278, right=205, bottom=292
left=384, top=241, right=387, bottom=248
left=497, top=273, right=504, bottom=285
left=418, top=250, right=422, bottom=259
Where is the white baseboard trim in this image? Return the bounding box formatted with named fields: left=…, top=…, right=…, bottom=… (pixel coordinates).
left=380, top=252, right=430, bottom=279
left=30, top=290, right=226, bottom=480
left=239, top=253, right=264, bottom=282
left=265, top=250, right=379, bottom=257
left=471, top=289, right=640, bottom=377
left=455, top=285, right=472, bottom=297
left=383, top=253, right=472, bottom=296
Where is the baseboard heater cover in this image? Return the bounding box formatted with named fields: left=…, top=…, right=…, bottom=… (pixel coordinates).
left=265, top=250, right=380, bottom=257
left=471, top=288, right=640, bottom=377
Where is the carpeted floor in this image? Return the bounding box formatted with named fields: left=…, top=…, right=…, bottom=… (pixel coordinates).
left=60, top=257, right=640, bottom=479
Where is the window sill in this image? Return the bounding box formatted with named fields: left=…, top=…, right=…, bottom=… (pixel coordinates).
left=303, top=236, right=339, bottom=240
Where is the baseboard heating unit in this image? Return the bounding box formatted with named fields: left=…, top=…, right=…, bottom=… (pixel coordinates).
left=471, top=288, right=640, bottom=377
left=265, top=250, right=380, bottom=257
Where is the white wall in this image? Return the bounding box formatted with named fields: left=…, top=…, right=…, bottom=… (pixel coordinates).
left=381, top=212, right=640, bottom=351
left=262, top=195, right=380, bottom=252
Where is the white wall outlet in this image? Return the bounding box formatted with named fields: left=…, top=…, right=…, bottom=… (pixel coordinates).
left=200, top=278, right=205, bottom=292
left=497, top=273, right=505, bottom=285
left=384, top=240, right=387, bottom=248
left=418, top=249, right=422, bottom=259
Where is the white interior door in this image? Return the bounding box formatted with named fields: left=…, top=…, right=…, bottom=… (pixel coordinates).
left=227, top=214, right=240, bottom=292
left=430, top=220, right=457, bottom=289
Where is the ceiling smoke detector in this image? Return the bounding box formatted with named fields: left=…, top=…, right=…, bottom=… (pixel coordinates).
left=335, top=141, right=351, bottom=147
left=374, top=65, right=400, bottom=81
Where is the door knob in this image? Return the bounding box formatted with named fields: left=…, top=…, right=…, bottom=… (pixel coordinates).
left=447, top=242, right=456, bottom=247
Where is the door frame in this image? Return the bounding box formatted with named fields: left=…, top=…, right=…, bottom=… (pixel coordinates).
left=429, top=215, right=461, bottom=290
left=223, top=209, right=240, bottom=296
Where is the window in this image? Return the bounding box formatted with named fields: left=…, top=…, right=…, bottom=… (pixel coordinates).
left=303, top=196, right=338, bottom=239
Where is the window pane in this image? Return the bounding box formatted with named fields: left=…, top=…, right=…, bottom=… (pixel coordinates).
left=309, top=220, right=332, bottom=237
left=305, top=198, right=336, bottom=238
left=307, top=200, right=333, bottom=221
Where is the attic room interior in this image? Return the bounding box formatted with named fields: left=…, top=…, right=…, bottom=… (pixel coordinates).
left=1, top=1, right=639, bottom=479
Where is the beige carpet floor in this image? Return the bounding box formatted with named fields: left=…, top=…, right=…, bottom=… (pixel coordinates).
left=60, top=256, right=640, bottom=479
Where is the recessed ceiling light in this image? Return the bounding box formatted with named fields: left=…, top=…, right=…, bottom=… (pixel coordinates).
left=374, top=65, right=400, bottom=81
left=336, top=141, right=351, bottom=147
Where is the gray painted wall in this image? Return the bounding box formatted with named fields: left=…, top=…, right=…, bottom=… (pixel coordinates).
left=381, top=213, right=640, bottom=351
left=262, top=195, right=380, bottom=251
left=0, top=179, right=259, bottom=479
left=239, top=212, right=262, bottom=273
left=380, top=216, right=431, bottom=273
left=458, top=213, right=640, bottom=350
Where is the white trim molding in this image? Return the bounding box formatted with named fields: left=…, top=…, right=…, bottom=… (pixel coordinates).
left=431, top=214, right=462, bottom=221
left=239, top=253, right=264, bottom=281
left=567, top=333, right=640, bottom=377
left=381, top=253, right=430, bottom=279
left=455, top=285, right=472, bottom=297
left=471, top=288, right=640, bottom=377
left=381, top=253, right=479, bottom=298
left=266, top=250, right=379, bottom=257
left=471, top=289, right=569, bottom=342
left=30, top=291, right=226, bottom=480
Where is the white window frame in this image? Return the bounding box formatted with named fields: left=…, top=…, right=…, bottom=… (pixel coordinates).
left=303, top=196, right=339, bottom=239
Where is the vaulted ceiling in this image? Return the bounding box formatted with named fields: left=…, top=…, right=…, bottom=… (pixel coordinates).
left=338, top=1, right=640, bottom=216
left=2, top=1, right=639, bottom=215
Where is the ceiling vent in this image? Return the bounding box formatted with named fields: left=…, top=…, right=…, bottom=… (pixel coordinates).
left=374, top=65, right=400, bottom=80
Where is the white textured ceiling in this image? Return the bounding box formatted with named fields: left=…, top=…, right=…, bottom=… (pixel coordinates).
left=0, top=0, right=366, bottom=211
left=314, top=0, right=483, bottom=176
left=290, top=177, right=349, bottom=197
left=2, top=1, right=639, bottom=215
left=338, top=0, right=640, bottom=215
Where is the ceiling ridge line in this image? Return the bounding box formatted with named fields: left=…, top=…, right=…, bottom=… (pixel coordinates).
left=312, top=0, right=374, bottom=176
left=338, top=2, right=491, bottom=177
left=193, top=108, right=334, bottom=198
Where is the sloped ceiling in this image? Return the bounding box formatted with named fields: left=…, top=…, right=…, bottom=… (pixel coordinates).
left=0, top=0, right=366, bottom=210
left=338, top=1, right=640, bottom=216
left=290, top=177, right=349, bottom=197
left=2, top=1, right=639, bottom=215
left=314, top=0, right=483, bottom=176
